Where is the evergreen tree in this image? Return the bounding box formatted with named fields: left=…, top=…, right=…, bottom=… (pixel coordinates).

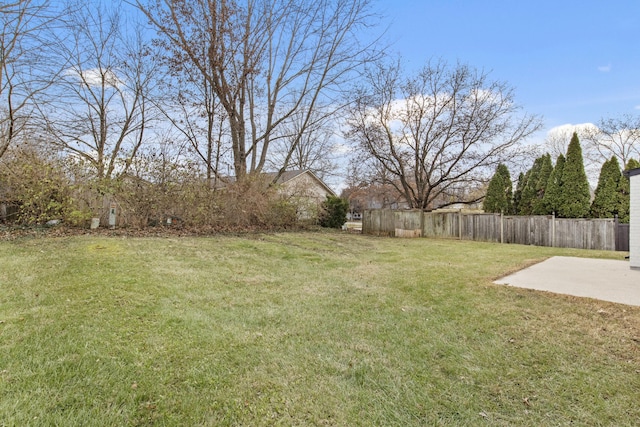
left=617, top=158, right=640, bottom=223
left=532, top=153, right=553, bottom=214
left=501, top=164, right=514, bottom=214
left=543, top=154, right=565, bottom=215
left=483, top=163, right=513, bottom=213
left=590, top=157, right=621, bottom=218
left=518, top=156, right=543, bottom=215
left=318, top=195, right=349, bottom=228
left=558, top=132, right=590, bottom=218
left=512, top=172, right=526, bottom=214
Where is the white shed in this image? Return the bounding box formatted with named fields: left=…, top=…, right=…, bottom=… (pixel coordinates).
left=628, top=167, right=640, bottom=269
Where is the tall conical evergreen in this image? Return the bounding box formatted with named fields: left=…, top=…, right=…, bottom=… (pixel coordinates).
left=543, top=154, right=565, bottom=215
left=617, top=158, right=640, bottom=223
left=558, top=132, right=590, bottom=218
left=518, top=156, right=543, bottom=215
left=501, top=165, right=514, bottom=214
left=513, top=172, right=526, bottom=214
left=532, top=154, right=553, bottom=214
left=590, top=157, right=621, bottom=218
left=483, top=163, right=513, bottom=213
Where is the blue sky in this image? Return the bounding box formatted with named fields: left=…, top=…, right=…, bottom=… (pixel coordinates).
left=376, top=0, right=640, bottom=138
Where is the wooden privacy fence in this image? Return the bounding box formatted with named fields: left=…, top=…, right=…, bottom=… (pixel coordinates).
left=362, top=209, right=625, bottom=251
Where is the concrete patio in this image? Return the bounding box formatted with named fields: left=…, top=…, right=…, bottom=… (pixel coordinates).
left=494, top=256, right=640, bottom=306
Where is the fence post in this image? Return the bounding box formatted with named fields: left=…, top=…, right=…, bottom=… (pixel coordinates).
left=614, top=214, right=618, bottom=251
left=500, top=211, right=504, bottom=244
left=458, top=209, right=463, bottom=240
left=551, top=212, right=555, bottom=247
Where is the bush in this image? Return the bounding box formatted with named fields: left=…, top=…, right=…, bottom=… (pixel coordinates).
left=318, top=195, right=348, bottom=228
left=0, top=148, right=88, bottom=225
left=0, top=147, right=318, bottom=231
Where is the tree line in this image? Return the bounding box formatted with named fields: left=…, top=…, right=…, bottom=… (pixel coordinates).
left=1, top=0, right=377, bottom=228
left=483, top=132, right=640, bottom=222
left=1, top=0, right=639, bottom=229
left=2, top=0, right=374, bottom=181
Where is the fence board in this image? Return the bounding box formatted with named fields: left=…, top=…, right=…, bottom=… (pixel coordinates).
left=394, top=210, right=423, bottom=237
left=363, top=209, right=395, bottom=236
left=422, top=212, right=459, bottom=238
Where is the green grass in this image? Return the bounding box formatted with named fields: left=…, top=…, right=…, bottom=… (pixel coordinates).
left=0, top=233, right=638, bottom=426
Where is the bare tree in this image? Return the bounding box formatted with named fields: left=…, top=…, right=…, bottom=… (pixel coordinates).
left=583, top=114, right=640, bottom=168
left=137, top=0, right=378, bottom=182
left=543, top=123, right=600, bottom=183
left=38, top=2, right=159, bottom=181
left=346, top=60, right=541, bottom=210
left=153, top=35, right=230, bottom=185
left=265, top=106, right=341, bottom=182
left=544, top=124, right=591, bottom=160
left=127, top=128, right=198, bottom=185
left=0, top=0, right=59, bottom=159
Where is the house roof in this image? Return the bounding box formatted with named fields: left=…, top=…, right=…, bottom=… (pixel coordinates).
left=263, top=170, right=307, bottom=184
left=214, top=169, right=336, bottom=196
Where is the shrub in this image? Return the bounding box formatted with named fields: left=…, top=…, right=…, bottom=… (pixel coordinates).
left=318, top=195, right=348, bottom=228
left=0, top=148, right=87, bottom=225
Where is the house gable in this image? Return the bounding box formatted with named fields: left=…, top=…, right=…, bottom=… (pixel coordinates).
left=275, top=170, right=336, bottom=198
left=269, top=170, right=335, bottom=220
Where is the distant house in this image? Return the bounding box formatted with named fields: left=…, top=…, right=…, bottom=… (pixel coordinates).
left=216, top=170, right=335, bottom=220
left=628, top=167, right=640, bottom=269
left=266, top=170, right=336, bottom=220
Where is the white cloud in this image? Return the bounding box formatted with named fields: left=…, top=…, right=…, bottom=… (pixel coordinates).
left=468, top=88, right=504, bottom=104
left=634, top=105, right=640, bottom=110
left=331, top=142, right=351, bottom=155
left=65, top=67, right=124, bottom=88
left=597, top=64, right=612, bottom=72
left=546, top=123, right=598, bottom=138
left=544, top=123, right=598, bottom=159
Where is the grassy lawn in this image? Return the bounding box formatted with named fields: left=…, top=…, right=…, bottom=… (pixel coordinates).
left=0, top=232, right=638, bottom=426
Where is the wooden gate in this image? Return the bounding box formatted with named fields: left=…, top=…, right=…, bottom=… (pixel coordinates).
left=615, top=223, right=630, bottom=252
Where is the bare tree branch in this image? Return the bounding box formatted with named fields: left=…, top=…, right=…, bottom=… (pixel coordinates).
left=583, top=114, right=640, bottom=168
